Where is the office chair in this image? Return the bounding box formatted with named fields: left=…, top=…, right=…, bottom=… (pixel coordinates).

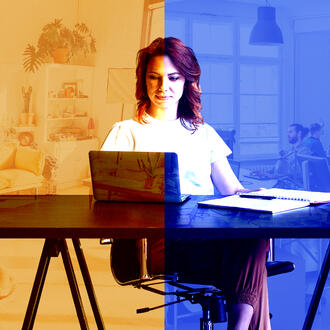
left=298, top=155, right=330, bottom=192
left=215, top=129, right=236, bottom=159
left=228, top=159, right=240, bottom=179
left=103, top=238, right=295, bottom=329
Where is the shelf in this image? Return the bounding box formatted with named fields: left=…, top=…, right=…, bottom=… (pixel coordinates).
left=47, top=116, right=88, bottom=121
left=47, top=137, right=98, bottom=143
left=48, top=97, right=89, bottom=101
left=13, top=126, right=36, bottom=132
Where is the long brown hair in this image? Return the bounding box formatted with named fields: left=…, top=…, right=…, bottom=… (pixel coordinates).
left=135, top=37, right=203, bottom=131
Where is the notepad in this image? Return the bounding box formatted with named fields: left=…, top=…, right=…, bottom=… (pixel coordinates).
left=198, top=195, right=311, bottom=214
left=237, top=188, right=330, bottom=204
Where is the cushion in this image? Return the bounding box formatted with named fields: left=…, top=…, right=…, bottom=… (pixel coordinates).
left=15, top=147, right=44, bottom=176
left=0, top=176, right=9, bottom=190
left=0, top=144, right=16, bottom=170
left=0, top=169, right=43, bottom=188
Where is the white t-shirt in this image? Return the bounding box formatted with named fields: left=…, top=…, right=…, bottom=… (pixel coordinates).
left=102, top=114, right=231, bottom=195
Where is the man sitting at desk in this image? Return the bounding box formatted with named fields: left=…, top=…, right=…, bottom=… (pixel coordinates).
left=274, top=123, right=310, bottom=189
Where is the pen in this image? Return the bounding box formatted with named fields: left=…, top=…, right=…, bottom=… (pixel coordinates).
left=238, top=194, right=275, bottom=200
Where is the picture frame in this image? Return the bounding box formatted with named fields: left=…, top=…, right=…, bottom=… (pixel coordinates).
left=62, top=82, right=78, bottom=98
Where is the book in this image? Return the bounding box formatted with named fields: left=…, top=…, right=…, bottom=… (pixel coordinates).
left=236, top=188, right=330, bottom=204
left=198, top=195, right=311, bottom=214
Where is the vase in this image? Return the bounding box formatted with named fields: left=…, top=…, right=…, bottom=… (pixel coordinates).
left=19, top=113, right=28, bottom=126
left=27, top=113, right=35, bottom=126
left=51, top=48, right=70, bottom=64
left=144, top=176, right=154, bottom=189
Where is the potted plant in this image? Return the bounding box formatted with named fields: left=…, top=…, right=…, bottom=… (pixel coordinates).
left=23, top=18, right=96, bottom=72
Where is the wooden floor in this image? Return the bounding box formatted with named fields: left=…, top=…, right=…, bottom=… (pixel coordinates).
left=0, top=185, right=164, bottom=329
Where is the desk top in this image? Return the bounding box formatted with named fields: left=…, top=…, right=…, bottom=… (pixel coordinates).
left=0, top=195, right=329, bottom=239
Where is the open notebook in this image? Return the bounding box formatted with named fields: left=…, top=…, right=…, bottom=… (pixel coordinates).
left=237, top=188, right=330, bottom=204
left=198, top=188, right=330, bottom=214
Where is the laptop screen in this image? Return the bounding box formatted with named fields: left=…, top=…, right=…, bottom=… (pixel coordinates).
left=89, top=151, right=184, bottom=202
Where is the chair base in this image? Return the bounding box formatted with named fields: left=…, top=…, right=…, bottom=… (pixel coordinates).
left=137, top=279, right=227, bottom=329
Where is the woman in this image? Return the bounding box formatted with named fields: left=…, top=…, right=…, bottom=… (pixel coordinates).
left=102, top=37, right=270, bottom=330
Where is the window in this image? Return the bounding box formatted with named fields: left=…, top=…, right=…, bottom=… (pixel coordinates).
left=165, top=13, right=282, bottom=160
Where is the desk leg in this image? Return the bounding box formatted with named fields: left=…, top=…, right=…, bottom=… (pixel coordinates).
left=23, top=239, right=89, bottom=330
left=303, top=241, right=330, bottom=330
left=22, top=239, right=53, bottom=329
left=59, top=239, right=89, bottom=329
left=72, top=239, right=105, bottom=329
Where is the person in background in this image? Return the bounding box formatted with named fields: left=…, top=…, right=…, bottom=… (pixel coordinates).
left=103, top=37, right=271, bottom=329
left=302, top=123, right=326, bottom=158
left=274, top=123, right=310, bottom=189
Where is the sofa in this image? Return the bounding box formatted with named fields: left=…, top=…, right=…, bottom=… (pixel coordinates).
left=0, top=143, right=45, bottom=195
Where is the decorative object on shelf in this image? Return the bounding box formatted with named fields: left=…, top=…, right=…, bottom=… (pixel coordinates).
left=43, top=154, right=59, bottom=194
left=23, top=18, right=96, bottom=72
left=87, top=117, right=95, bottom=138
left=249, top=2, right=284, bottom=46
left=63, top=82, right=78, bottom=97
left=18, top=132, right=34, bottom=146
left=48, top=90, right=57, bottom=98
left=77, top=79, right=88, bottom=98
left=57, top=89, right=66, bottom=98
left=20, top=86, right=35, bottom=126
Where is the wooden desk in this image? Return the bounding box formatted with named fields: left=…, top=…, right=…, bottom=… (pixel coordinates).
left=0, top=195, right=329, bottom=329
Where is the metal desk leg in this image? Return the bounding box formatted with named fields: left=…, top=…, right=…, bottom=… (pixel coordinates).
left=22, top=239, right=53, bottom=329
left=303, top=241, right=330, bottom=330
left=72, top=239, right=105, bottom=329
left=22, top=239, right=89, bottom=330
left=59, top=239, right=89, bottom=329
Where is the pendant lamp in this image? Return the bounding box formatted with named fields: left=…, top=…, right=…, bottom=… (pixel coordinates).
left=249, top=6, right=283, bottom=45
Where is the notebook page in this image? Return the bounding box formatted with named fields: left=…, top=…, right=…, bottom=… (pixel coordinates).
left=238, top=188, right=330, bottom=204
left=198, top=195, right=310, bottom=213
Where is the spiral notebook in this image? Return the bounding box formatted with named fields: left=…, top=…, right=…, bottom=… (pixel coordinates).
left=237, top=188, right=330, bottom=204
left=198, top=188, right=330, bottom=214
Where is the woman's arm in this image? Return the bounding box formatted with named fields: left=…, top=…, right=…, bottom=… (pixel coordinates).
left=211, top=156, right=244, bottom=195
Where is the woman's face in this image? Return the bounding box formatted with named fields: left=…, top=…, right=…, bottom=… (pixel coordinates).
left=146, top=55, right=185, bottom=115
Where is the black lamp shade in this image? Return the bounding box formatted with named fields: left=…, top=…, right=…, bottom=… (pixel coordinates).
left=249, top=6, right=283, bottom=45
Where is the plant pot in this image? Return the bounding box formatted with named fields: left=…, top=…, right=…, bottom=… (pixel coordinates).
left=51, top=48, right=69, bottom=64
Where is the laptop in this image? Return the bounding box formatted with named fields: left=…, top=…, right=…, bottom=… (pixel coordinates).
left=89, top=151, right=190, bottom=203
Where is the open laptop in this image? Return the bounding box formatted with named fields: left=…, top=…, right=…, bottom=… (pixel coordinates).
left=89, top=151, right=190, bottom=203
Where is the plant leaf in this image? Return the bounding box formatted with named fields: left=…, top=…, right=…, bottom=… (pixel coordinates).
left=23, top=44, right=44, bottom=72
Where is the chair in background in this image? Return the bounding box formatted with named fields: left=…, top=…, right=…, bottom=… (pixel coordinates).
left=301, top=160, right=310, bottom=191
left=299, top=155, right=330, bottom=192
left=228, top=159, right=240, bottom=179
left=104, top=238, right=294, bottom=329
left=215, top=129, right=236, bottom=159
